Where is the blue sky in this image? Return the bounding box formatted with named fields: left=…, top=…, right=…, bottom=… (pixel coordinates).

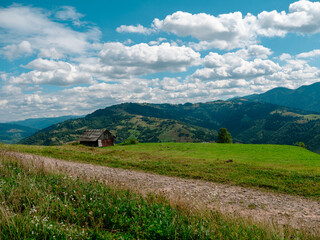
left=0, top=0, right=320, bottom=122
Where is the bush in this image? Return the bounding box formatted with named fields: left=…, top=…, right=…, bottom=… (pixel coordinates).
left=120, top=138, right=139, bottom=145
left=217, top=128, right=232, bottom=143
left=295, top=142, right=306, bottom=149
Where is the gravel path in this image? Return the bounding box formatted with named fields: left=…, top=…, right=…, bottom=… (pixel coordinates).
left=3, top=151, right=320, bottom=235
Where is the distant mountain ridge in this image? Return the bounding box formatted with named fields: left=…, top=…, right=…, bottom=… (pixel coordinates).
left=8, top=115, right=83, bottom=130
left=0, top=115, right=83, bottom=144
left=0, top=123, right=38, bottom=144
left=20, top=100, right=320, bottom=153
left=244, top=82, right=320, bottom=113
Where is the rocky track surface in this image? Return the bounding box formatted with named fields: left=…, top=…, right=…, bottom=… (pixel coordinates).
left=3, top=151, right=320, bottom=235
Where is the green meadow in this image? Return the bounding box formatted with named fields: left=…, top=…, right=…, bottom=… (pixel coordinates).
left=2, top=142, right=320, bottom=199
left=0, top=149, right=315, bottom=239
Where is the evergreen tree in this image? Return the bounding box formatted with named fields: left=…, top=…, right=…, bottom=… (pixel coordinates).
left=217, top=128, right=232, bottom=143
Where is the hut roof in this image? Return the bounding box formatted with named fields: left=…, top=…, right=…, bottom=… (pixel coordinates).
left=79, top=129, right=106, bottom=142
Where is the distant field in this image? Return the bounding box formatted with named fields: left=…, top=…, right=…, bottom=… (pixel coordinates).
left=1, top=142, right=320, bottom=199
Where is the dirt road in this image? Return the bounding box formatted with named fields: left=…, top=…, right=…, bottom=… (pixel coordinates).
left=3, top=151, right=320, bottom=235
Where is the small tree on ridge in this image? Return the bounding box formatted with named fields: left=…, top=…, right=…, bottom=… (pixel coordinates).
left=217, top=128, right=232, bottom=143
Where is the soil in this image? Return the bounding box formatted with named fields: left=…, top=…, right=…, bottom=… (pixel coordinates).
left=3, top=151, right=320, bottom=235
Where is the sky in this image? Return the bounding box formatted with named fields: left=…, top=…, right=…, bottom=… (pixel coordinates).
left=0, top=0, right=320, bottom=122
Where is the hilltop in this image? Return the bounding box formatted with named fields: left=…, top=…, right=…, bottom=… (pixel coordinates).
left=244, top=82, right=320, bottom=113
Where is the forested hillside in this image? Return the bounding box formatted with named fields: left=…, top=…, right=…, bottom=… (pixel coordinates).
left=244, top=82, right=320, bottom=113
left=0, top=123, right=38, bottom=144
left=20, top=99, right=320, bottom=153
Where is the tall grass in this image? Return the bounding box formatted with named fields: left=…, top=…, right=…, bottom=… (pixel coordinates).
left=0, top=152, right=314, bottom=239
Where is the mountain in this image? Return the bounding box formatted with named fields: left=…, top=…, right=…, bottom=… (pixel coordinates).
left=8, top=115, right=83, bottom=130
left=0, top=123, right=38, bottom=144
left=0, top=115, right=83, bottom=144
left=19, top=109, right=217, bottom=146
left=244, top=82, right=320, bottom=113
left=20, top=100, right=320, bottom=153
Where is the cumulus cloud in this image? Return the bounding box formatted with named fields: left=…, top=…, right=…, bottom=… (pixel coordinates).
left=0, top=84, right=22, bottom=96
left=257, top=0, right=320, bottom=36
left=10, top=58, right=93, bottom=86
left=117, top=1, right=320, bottom=50
left=98, top=42, right=201, bottom=74
left=0, top=5, right=100, bottom=59
left=38, top=47, right=65, bottom=59
left=191, top=47, right=320, bottom=96
left=194, top=46, right=279, bottom=80
left=0, top=41, right=32, bottom=60
left=116, top=24, right=154, bottom=34
left=296, top=49, right=320, bottom=58
left=153, top=11, right=257, bottom=50
left=235, top=45, right=273, bottom=60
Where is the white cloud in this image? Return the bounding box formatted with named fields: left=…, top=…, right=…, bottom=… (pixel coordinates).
left=38, top=47, right=65, bottom=59
left=257, top=0, right=320, bottom=36
left=0, top=99, right=8, bottom=107
left=0, top=41, right=32, bottom=60
left=55, top=6, right=84, bottom=26
left=116, top=24, right=154, bottom=34
left=24, top=58, right=71, bottom=71
left=153, top=11, right=257, bottom=50
left=296, top=49, right=320, bottom=58
left=117, top=1, right=320, bottom=51
left=279, top=53, right=292, bottom=61
left=1, top=84, right=22, bottom=96
left=192, top=47, right=320, bottom=96
left=235, top=45, right=273, bottom=60
left=194, top=48, right=279, bottom=80
left=11, top=58, right=93, bottom=86
left=0, top=5, right=100, bottom=59
left=98, top=42, right=201, bottom=74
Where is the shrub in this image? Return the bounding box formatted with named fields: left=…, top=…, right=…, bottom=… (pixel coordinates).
left=121, top=138, right=139, bottom=145
left=295, top=142, right=306, bottom=149
left=217, top=128, right=233, bottom=143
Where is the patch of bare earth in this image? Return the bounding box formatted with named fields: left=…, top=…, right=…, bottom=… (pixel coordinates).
left=3, top=151, right=320, bottom=235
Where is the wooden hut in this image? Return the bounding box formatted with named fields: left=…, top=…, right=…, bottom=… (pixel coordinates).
left=79, top=129, right=116, bottom=147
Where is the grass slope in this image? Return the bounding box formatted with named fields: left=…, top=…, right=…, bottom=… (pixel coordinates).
left=1, top=150, right=311, bottom=239
left=3, top=142, right=320, bottom=199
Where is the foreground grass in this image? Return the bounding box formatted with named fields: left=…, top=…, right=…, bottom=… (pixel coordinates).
left=1, top=142, right=320, bottom=199
left=1, top=152, right=312, bottom=239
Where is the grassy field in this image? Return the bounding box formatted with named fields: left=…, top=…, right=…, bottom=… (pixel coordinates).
left=1, top=142, right=320, bottom=199
left=1, top=150, right=312, bottom=239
